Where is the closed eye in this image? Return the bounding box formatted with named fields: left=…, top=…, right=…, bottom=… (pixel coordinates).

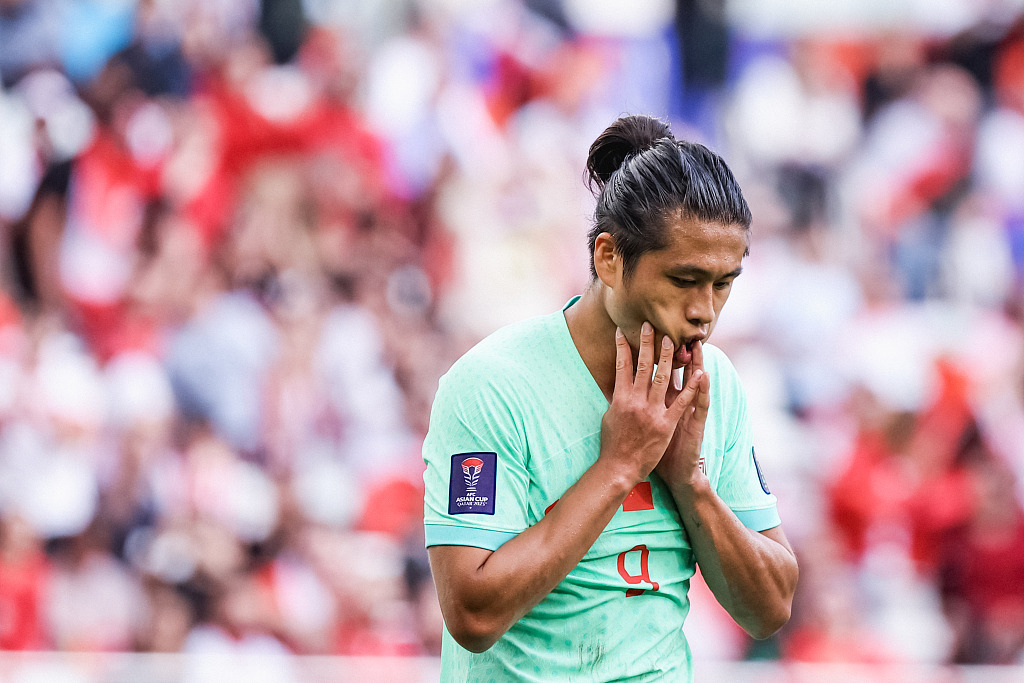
left=670, top=277, right=734, bottom=290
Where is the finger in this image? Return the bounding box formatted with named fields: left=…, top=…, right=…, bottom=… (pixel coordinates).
left=681, top=344, right=695, bottom=389
left=650, top=334, right=674, bottom=403
left=664, top=368, right=683, bottom=409
left=691, top=339, right=705, bottom=375
left=667, top=368, right=703, bottom=423
left=688, top=370, right=712, bottom=432
left=634, top=322, right=655, bottom=388
left=613, top=328, right=633, bottom=393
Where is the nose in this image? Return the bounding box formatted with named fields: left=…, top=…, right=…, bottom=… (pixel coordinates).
left=686, top=284, right=714, bottom=329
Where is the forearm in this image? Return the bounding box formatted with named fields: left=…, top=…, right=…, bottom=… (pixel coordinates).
left=671, top=477, right=798, bottom=639
left=431, top=457, right=637, bottom=652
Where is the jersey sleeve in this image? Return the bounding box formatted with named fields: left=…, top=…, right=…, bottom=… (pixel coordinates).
left=709, top=349, right=781, bottom=532
left=422, top=354, right=532, bottom=551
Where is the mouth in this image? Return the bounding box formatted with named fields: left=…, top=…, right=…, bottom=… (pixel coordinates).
left=672, top=337, right=702, bottom=366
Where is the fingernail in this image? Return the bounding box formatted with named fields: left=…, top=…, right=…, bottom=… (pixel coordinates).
left=642, top=322, right=652, bottom=334
left=615, top=328, right=623, bottom=338
left=662, top=336, right=672, bottom=349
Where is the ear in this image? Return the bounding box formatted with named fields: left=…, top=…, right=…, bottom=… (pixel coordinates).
left=593, top=232, right=620, bottom=288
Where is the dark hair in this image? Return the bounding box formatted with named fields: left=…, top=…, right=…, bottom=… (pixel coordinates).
left=585, top=115, right=751, bottom=280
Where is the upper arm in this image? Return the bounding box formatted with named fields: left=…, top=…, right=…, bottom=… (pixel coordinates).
left=428, top=544, right=493, bottom=609
left=759, top=525, right=796, bottom=559
left=427, top=544, right=503, bottom=653
left=757, top=524, right=800, bottom=610
left=422, top=359, right=532, bottom=550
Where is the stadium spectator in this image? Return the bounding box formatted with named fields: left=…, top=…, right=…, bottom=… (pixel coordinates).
left=1, top=0, right=1024, bottom=671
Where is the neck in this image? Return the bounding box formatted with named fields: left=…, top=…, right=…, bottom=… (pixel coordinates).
left=564, top=282, right=618, bottom=400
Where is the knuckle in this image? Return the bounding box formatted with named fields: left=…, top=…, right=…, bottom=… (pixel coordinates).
left=628, top=403, right=649, bottom=420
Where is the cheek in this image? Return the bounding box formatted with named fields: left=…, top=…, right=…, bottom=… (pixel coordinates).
left=608, top=294, right=659, bottom=352
left=713, top=288, right=732, bottom=313
left=707, top=290, right=732, bottom=329
left=605, top=300, right=646, bottom=356
left=608, top=287, right=646, bottom=325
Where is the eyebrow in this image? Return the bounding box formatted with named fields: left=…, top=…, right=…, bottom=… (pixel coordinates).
left=665, top=265, right=743, bottom=280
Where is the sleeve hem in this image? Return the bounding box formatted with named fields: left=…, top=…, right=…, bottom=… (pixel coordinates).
left=733, top=506, right=781, bottom=532
left=424, top=523, right=519, bottom=550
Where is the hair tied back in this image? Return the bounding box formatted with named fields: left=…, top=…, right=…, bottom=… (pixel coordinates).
left=585, top=115, right=674, bottom=191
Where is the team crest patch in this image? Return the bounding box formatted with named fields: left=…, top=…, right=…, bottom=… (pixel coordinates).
left=449, top=452, right=497, bottom=515
left=752, top=447, right=771, bottom=495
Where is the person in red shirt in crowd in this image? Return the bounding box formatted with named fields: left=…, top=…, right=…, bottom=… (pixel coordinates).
left=938, top=443, right=1024, bottom=664
left=828, top=361, right=977, bottom=571
left=0, top=513, right=49, bottom=650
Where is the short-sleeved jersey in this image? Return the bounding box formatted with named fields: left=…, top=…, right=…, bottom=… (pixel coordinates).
left=422, top=298, right=779, bottom=682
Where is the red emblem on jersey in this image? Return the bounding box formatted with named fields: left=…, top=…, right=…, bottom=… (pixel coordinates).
left=622, top=482, right=654, bottom=512
left=461, top=457, right=484, bottom=492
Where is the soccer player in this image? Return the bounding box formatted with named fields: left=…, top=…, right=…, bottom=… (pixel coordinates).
left=422, top=114, right=799, bottom=681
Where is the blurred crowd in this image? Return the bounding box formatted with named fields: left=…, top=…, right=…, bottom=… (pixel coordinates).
left=3, top=0, right=1024, bottom=672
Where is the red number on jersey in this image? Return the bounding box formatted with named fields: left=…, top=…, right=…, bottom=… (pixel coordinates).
left=617, top=544, right=659, bottom=596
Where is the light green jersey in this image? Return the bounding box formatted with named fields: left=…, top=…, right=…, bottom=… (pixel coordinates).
left=422, top=297, right=780, bottom=682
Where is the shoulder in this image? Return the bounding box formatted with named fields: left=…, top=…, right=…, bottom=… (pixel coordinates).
left=443, top=312, right=560, bottom=385
left=426, top=313, right=566, bottom=453
left=434, top=311, right=562, bottom=408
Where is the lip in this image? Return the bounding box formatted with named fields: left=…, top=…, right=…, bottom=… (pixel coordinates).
left=672, top=336, right=705, bottom=366
left=673, top=344, right=691, bottom=366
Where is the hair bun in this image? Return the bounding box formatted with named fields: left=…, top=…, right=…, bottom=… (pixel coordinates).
left=586, top=115, right=673, bottom=190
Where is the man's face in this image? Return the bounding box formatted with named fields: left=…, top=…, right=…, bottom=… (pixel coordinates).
left=603, top=216, right=747, bottom=369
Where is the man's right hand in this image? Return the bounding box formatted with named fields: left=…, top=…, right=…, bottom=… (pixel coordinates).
left=599, top=322, right=705, bottom=484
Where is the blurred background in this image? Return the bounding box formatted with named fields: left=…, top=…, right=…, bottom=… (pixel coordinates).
left=3, top=0, right=1024, bottom=681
